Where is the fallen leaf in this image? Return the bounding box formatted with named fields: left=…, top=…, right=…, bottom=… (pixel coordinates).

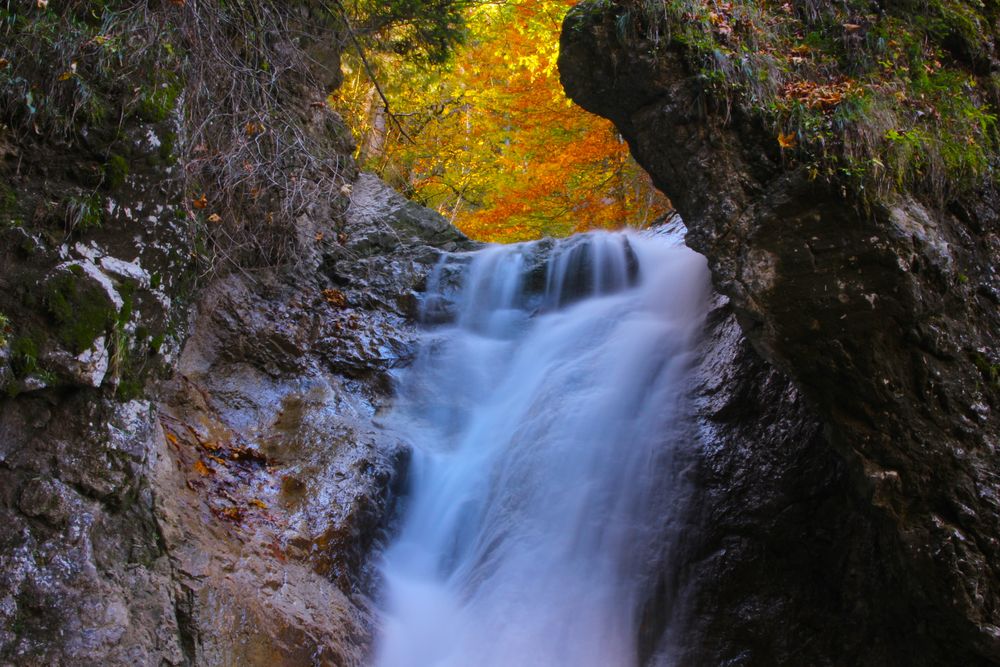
left=777, top=132, right=797, bottom=149
left=248, top=498, right=267, bottom=510
left=216, top=506, right=244, bottom=522
left=843, top=23, right=862, bottom=31
left=193, top=194, right=208, bottom=209
left=193, top=460, right=213, bottom=476
left=323, top=288, right=348, bottom=308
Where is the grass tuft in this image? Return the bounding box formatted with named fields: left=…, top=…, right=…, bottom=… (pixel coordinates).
left=614, top=0, right=998, bottom=205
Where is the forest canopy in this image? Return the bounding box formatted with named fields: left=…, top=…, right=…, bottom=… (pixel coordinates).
left=336, top=0, right=668, bottom=243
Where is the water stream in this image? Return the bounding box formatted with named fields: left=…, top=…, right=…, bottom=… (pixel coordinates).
left=376, top=227, right=710, bottom=667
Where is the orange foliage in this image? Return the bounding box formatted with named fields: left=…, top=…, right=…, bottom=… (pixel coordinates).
left=337, top=0, right=668, bottom=243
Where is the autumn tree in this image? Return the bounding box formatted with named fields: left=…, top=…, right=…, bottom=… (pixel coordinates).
left=335, top=0, right=667, bottom=243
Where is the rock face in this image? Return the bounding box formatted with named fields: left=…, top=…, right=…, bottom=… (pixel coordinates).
left=0, top=1, right=473, bottom=662
left=0, top=124, right=471, bottom=665
left=0, top=67, right=197, bottom=664
left=561, top=4, right=1000, bottom=665
left=152, top=173, right=471, bottom=665
left=645, top=297, right=891, bottom=666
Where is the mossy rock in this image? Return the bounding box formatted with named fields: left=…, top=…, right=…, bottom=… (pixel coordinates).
left=0, top=183, right=16, bottom=213
left=43, top=263, right=122, bottom=355
left=9, top=336, right=39, bottom=378
left=103, top=154, right=130, bottom=190
left=156, top=130, right=177, bottom=166
left=137, top=78, right=182, bottom=123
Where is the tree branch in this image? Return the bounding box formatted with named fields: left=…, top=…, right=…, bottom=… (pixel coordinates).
left=326, top=0, right=416, bottom=144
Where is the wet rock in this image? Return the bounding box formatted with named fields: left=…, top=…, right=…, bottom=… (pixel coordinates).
left=45, top=335, right=111, bottom=388
left=0, top=392, right=181, bottom=666
left=148, top=171, right=470, bottom=663
left=43, top=261, right=123, bottom=356
left=0, top=163, right=466, bottom=665
left=344, top=174, right=472, bottom=255
left=562, top=5, right=1000, bottom=665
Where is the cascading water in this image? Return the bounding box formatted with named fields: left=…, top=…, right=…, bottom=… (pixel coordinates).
left=376, top=227, right=710, bottom=667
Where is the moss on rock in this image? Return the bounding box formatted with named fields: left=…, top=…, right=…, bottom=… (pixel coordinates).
left=0, top=183, right=16, bottom=212
left=103, top=154, right=129, bottom=190
left=597, top=0, right=999, bottom=205
left=44, top=268, right=119, bottom=355
left=10, top=335, right=39, bottom=378
left=137, top=78, right=182, bottom=124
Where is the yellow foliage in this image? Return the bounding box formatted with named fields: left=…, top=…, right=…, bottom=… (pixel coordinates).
left=335, top=0, right=668, bottom=242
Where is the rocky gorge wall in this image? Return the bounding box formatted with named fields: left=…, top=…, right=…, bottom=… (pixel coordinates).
left=561, top=2, right=1000, bottom=665
left=4, top=1, right=997, bottom=665
left=0, top=124, right=470, bottom=664
left=0, top=2, right=473, bottom=663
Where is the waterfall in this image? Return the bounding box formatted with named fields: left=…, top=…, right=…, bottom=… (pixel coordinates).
left=376, top=227, right=710, bottom=667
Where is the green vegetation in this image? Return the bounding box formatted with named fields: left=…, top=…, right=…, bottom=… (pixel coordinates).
left=972, top=350, right=1000, bottom=389
left=44, top=268, right=119, bottom=354
left=103, top=154, right=129, bottom=190
left=0, top=183, right=20, bottom=229
left=10, top=336, right=39, bottom=378
left=1, top=0, right=478, bottom=268
left=0, top=3, right=179, bottom=139
left=0, top=312, right=9, bottom=348
left=6, top=329, right=58, bottom=391
left=150, top=332, right=165, bottom=354
left=137, top=77, right=182, bottom=123
left=64, top=194, right=104, bottom=233
left=610, top=0, right=998, bottom=204
left=347, top=0, right=474, bottom=64
left=0, top=183, right=15, bottom=212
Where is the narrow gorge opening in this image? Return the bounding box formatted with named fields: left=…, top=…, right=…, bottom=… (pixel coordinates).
left=337, top=2, right=709, bottom=662
left=336, top=0, right=668, bottom=243
left=373, top=227, right=710, bottom=665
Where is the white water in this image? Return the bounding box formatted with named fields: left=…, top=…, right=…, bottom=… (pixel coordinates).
left=376, top=228, right=710, bottom=667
